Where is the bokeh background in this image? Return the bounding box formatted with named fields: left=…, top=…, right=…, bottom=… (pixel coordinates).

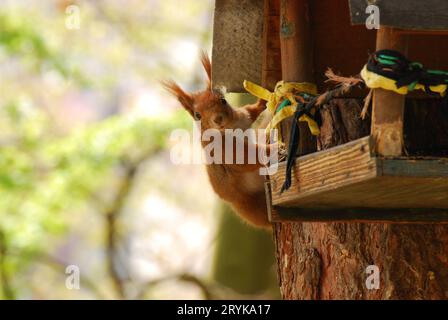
left=0, top=0, right=279, bottom=299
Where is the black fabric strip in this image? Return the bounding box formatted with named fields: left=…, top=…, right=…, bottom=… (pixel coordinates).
left=280, top=106, right=304, bottom=193
left=367, top=50, right=448, bottom=91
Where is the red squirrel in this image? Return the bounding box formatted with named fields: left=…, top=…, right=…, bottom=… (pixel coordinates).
left=163, top=52, right=275, bottom=227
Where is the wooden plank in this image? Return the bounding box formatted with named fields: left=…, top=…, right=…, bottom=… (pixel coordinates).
left=279, top=0, right=316, bottom=154
left=380, top=159, right=448, bottom=177
left=269, top=135, right=448, bottom=210
left=270, top=206, right=448, bottom=223
left=270, top=136, right=377, bottom=206
left=276, top=176, right=448, bottom=209
left=349, top=0, right=448, bottom=30
left=371, top=27, right=406, bottom=156
left=280, top=0, right=313, bottom=82
left=212, top=0, right=264, bottom=92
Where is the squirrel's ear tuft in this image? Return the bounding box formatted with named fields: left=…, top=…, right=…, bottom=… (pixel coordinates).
left=200, top=50, right=212, bottom=90
left=161, top=80, right=194, bottom=116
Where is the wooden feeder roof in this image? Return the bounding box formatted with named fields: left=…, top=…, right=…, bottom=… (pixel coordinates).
left=349, top=0, right=448, bottom=31
left=212, top=0, right=448, bottom=93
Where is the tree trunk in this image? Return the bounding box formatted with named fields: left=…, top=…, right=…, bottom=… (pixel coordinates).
left=273, top=98, right=448, bottom=299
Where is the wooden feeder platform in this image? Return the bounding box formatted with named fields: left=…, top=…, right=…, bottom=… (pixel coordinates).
left=212, top=0, right=448, bottom=223
left=266, top=136, right=448, bottom=223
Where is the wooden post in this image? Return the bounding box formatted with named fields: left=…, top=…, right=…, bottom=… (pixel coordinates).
left=262, top=0, right=282, bottom=91
left=372, top=27, right=407, bottom=156
left=279, top=0, right=316, bottom=155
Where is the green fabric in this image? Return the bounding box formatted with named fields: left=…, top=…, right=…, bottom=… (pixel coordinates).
left=275, top=99, right=291, bottom=114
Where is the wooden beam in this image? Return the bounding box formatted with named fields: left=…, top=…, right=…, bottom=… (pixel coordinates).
left=280, top=0, right=313, bottom=81
left=261, top=0, right=282, bottom=90
left=270, top=206, right=448, bottom=223
left=279, top=0, right=316, bottom=155
left=270, top=136, right=377, bottom=207
left=371, top=27, right=407, bottom=156
left=349, top=0, right=448, bottom=31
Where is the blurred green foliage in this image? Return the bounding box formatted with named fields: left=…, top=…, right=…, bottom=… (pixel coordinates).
left=0, top=12, right=88, bottom=86
left=0, top=2, right=197, bottom=298
left=0, top=0, right=279, bottom=300
left=0, top=12, right=65, bottom=73
left=0, top=97, right=189, bottom=298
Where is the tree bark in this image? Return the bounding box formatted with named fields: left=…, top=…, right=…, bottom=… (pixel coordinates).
left=273, top=98, right=448, bottom=299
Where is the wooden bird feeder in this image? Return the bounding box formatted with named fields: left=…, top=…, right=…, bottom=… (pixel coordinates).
left=212, top=0, right=448, bottom=222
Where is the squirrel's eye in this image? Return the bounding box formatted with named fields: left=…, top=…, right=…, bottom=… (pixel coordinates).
left=220, top=98, right=227, bottom=105
left=194, top=112, right=201, bottom=120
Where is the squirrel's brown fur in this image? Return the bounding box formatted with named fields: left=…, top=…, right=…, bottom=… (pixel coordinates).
left=163, top=52, right=273, bottom=227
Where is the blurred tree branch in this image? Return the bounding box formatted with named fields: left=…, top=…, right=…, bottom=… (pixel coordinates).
left=135, top=272, right=213, bottom=300
left=0, top=0, right=215, bottom=299
left=100, top=153, right=217, bottom=300
left=25, top=252, right=106, bottom=299
left=103, top=156, right=145, bottom=299
left=5, top=246, right=105, bottom=298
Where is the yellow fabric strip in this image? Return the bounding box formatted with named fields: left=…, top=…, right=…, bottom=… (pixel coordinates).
left=243, top=80, right=320, bottom=143
left=243, top=80, right=272, bottom=102
left=360, top=65, right=447, bottom=96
